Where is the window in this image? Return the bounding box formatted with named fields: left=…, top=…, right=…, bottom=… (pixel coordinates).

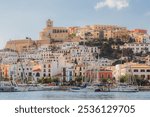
left=134, top=69, right=138, bottom=72
left=141, top=75, right=145, bottom=79
left=79, top=72, right=82, bottom=76
left=80, top=67, right=82, bottom=71
left=141, top=69, right=145, bottom=72
left=75, top=73, right=77, bottom=77
left=36, top=73, right=40, bottom=77
left=147, top=70, right=150, bottom=72
left=69, top=71, right=72, bottom=76
left=29, top=72, right=32, bottom=76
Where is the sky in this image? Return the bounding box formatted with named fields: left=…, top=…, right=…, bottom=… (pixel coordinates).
left=0, top=0, right=150, bottom=49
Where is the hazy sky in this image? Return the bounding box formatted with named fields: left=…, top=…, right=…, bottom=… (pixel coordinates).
left=0, top=0, right=150, bottom=49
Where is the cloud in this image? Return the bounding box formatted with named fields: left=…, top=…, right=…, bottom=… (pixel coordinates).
left=95, top=0, right=130, bottom=10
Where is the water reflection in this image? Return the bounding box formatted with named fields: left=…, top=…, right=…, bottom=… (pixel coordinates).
left=0, top=91, right=150, bottom=100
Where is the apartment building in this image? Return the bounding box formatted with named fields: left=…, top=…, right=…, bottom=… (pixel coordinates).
left=86, top=68, right=113, bottom=82
left=114, top=63, right=150, bottom=81
left=121, top=43, right=150, bottom=54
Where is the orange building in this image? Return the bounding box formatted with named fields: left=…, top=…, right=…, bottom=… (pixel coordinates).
left=0, top=64, right=10, bottom=78
left=132, top=29, right=147, bottom=34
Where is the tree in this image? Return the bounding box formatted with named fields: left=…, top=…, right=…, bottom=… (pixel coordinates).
left=115, top=38, right=124, bottom=45
left=128, top=37, right=135, bottom=43
left=101, top=78, right=108, bottom=83
left=119, top=75, right=128, bottom=83
left=52, top=77, right=60, bottom=84
left=100, top=43, right=113, bottom=58
left=75, top=76, right=82, bottom=85
left=37, top=77, right=52, bottom=84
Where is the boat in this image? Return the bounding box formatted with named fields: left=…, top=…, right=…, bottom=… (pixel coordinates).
left=70, top=84, right=100, bottom=92
left=0, top=81, right=16, bottom=92
left=27, top=84, right=60, bottom=91
left=27, top=84, right=44, bottom=91
left=109, top=83, right=139, bottom=92
left=14, top=84, right=29, bottom=92
left=41, top=84, right=60, bottom=91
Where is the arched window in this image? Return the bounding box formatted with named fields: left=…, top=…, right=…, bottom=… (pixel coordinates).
left=36, top=73, right=40, bottom=77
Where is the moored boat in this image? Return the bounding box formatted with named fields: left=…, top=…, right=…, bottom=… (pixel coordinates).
left=0, top=81, right=16, bottom=92
left=109, top=83, right=139, bottom=92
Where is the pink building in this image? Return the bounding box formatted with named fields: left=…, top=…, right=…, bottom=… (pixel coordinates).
left=86, top=69, right=113, bottom=81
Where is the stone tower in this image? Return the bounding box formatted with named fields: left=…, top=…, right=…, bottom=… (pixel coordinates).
left=46, top=19, right=53, bottom=28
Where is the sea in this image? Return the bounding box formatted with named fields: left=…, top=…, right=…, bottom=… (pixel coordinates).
left=0, top=91, right=150, bottom=100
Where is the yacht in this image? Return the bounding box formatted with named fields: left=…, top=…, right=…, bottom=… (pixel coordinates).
left=14, top=84, right=29, bottom=92
left=27, top=84, right=60, bottom=91
left=109, top=83, right=139, bottom=92
left=27, top=84, right=44, bottom=91
left=70, top=84, right=100, bottom=92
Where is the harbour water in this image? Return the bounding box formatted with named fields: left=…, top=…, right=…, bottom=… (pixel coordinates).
left=0, top=91, right=150, bottom=100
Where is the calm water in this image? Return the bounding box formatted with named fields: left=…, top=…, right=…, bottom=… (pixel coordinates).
left=0, top=91, right=150, bottom=100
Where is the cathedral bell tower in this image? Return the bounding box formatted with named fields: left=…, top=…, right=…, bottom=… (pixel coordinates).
left=46, top=19, right=53, bottom=28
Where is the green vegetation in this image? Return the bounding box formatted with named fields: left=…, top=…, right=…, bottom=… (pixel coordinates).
left=75, top=76, right=82, bottom=85
left=120, top=76, right=128, bottom=83
left=79, top=38, right=134, bottom=61
left=38, top=77, right=60, bottom=85
left=100, top=78, right=113, bottom=84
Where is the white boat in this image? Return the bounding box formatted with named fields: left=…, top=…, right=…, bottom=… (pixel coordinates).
left=0, top=81, right=16, bottom=92
left=70, top=85, right=99, bottom=92
left=41, top=84, right=60, bottom=91
left=14, top=84, right=29, bottom=92
left=27, top=84, right=44, bottom=91
left=109, top=83, right=139, bottom=92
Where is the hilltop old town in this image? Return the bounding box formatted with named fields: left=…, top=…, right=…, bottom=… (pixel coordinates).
left=0, top=19, right=150, bottom=86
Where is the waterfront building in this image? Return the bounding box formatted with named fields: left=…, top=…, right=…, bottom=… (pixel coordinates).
left=113, top=63, right=150, bottom=81
left=85, top=68, right=113, bottom=82
left=74, top=64, right=87, bottom=78
left=32, top=65, right=41, bottom=81
left=62, top=63, right=74, bottom=82
left=0, top=64, right=10, bottom=79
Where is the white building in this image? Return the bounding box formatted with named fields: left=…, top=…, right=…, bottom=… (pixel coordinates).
left=121, top=43, right=150, bottom=54
left=60, top=41, right=79, bottom=50
left=113, top=63, right=150, bottom=81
